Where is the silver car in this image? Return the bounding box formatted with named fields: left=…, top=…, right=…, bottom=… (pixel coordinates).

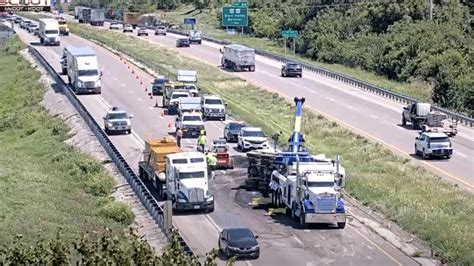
left=155, top=26, right=167, bottom=36
left=103, top=107, right=133, bottom=135
left=137, top=27, right=148, bottom=36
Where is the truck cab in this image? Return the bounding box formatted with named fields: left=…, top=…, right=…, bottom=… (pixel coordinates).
left=270, top=159, right=346, bottom=229
left=57, top=18, right=69, bottom=35
left=165, top=152, right=214, bottom=212
left=175, top=111, right=205, bottom=138
left=39, top=18, right=60, bottom=46
left=402, top=102, right=431, bottom=129
left=415, top=132, right=452, bottom=159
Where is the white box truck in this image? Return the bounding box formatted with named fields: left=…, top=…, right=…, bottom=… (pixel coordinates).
left=62, top=46, right=102, bottom=94
left=38, top=18, right=60, bottom=46
left=220, top=44, right=255, bottom=72
left=90, top=9, right=105, bottom=26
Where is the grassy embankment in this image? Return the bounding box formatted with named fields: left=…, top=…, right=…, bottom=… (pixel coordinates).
left=157, top=5, right=432, bottom=102
left=0, top=37, right=134, bottom=246
left=62, top=22, right=474, bottom=262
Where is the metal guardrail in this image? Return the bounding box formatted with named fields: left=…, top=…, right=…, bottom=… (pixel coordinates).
left=104, top=18, right=474, bottom=128
left=28, top=45, right=193, bottom=257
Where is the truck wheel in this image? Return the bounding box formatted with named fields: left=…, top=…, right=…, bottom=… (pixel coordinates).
left=401, top=116, right=406, bottom=126
left=337, top=222, right=346, bottom=229
left=414, top=145, right=419, bottom=156
left=422, top=149, right=429, bottom=159
left=412, top=121, right=418, bottom=130
left=300, top=213, right=307, bottom=228
left=104, top=128, right=109, bottom=135
left=250, top=66, right=255, bottom=72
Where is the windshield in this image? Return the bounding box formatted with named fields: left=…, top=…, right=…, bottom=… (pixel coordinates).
left=229, top=123, right=245, bottom=130
left=139, top=27, right=147, bottom=30
left=154, top=79, right=168, bottom=84
left=288, top=63, right=300, bottom=68
left=158, top=26, right=165, bottom=30
left=308, top=181, right=334, bottom=188
left=228, top=228, right=254, bottom=240
left=183, top=116, right=201, bottom=122
left=243, top=130, right=265, bottom=137
left=429, top=137, right=450, bottom=143
left=78, top=69, right=99, bottom=77
left=108, top=113, right=127, bottom=119
left=179, top=171, right=205, bottom=179
left=205, top=99, right=223, bottom=105
left=58, top=21, right=66, bottom=25
left=45, top=30, right=59, bottom=34
left=172, top=93, right=189, bottom=99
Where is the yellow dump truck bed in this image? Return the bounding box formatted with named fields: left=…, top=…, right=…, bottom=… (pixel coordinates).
left=143, top=137, right=182, bottom=173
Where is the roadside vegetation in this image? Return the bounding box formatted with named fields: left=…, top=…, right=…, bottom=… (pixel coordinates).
left=0, top=37, right=133, bottom=246
left=57, top=21, right=474, bottom=263
left=75, top=0, right=474, bottom=116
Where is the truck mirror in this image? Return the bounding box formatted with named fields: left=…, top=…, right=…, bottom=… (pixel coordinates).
left=224, top=102, right=228, bottom=106
left=102, top=116, right=106, bottom=120
left=129, top=114, right=134, bottom=119
left=100, top=71, right=103, bottom=77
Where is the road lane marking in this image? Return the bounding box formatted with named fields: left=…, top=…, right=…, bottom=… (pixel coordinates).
left=121, top=83, right=125, bottom=87
left=455, top=151, right=467, bottom=158
left=324, top=96, right=335, bottom=102
left=370, top=114, right=379, bottom=119
left=350, top=226, right=403, bottom=266
left=137, top=97, right=143, bottom=101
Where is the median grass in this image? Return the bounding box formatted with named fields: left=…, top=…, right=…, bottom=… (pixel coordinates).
left=157, top=5, right=432, bottom=102
left=60, top=22, right=474, bottom=262
left=0, top=36, right=134, bottom=246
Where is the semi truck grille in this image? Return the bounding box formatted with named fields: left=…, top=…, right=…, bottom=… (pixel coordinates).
left=188, top=188, right=204, bottom=202
left=316, top=195, right=336, bottom=213
left=112, top=121, right=127, bottom=126
left=248, top=140, right=264, bottom=144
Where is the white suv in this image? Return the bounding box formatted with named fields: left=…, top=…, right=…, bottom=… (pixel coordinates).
left=103, top=107, right=133, bottom=135
left=201, top=95, right=226, bottom=121
left=415, top=132, right=453, bottom=159
left=238, top=127, right=269, bottom=152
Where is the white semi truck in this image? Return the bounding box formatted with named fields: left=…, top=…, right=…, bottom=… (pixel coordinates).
left=61, top=46, right=102, bottom=94
left=90, top=9, right=105, bottom=26
left=269, top=155, right=347, bottom=229
left=220, top=44, right=255, bottom=72
left=38, top=18, right=60, bottom=46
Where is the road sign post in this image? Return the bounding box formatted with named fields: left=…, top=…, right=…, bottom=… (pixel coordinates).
left=282, top=30, right=299, bottom=55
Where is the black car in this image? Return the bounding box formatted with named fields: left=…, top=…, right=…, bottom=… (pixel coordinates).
left=223, top=122, right=247, bottom=142
left=218, top=227, right=259, bottom=259
left=151, top=76, right=170, bottom=95
left=281, top=62, right=303, bottom=77
left=176, top=38, right=190, bottom=47
left=14, top=17, right=22, bottom=24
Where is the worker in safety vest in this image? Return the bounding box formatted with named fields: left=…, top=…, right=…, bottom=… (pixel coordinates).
left=206, top=151, right=217, bottom=179
left=200, top=128, right=206, bottom=136
left=176, top=127, right=183, bottom=148
left=197, top=132, right=206, bottom=153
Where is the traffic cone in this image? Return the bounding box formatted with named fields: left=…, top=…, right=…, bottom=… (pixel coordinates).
left=127, top=65, right=130, bottom=69
left=136, top=75, right=139, bottom=79
left=140, top=79, right=143, bottom=85
left=160, top=110, right=164, bottom=117
left=144, top=86, right=148, bottom=92
left=168, top=120, right=172, bottom=128
left=132, top=69, right=135, bottom=74
left=149, top=93, right=153, bottom=99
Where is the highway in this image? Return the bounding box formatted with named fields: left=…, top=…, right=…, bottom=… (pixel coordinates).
left=12, top=23, right=420, bottom=265
left=96, top=21, right=474, bottom=188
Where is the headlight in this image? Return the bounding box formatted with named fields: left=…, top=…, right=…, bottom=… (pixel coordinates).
left=107, top=122, right=113, bottom=127
left=206, top=191, right=214, bottom=202
left=126, top=120, right=131, bottom=126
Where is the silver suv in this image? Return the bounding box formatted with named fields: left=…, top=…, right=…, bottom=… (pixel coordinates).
left=155, top=26, right=167, bottom=36
left=414, top=132, right=453, bottom=159
left=201, top=95, right=226, bottom=121
left=103, top=107, right=133, bottom=135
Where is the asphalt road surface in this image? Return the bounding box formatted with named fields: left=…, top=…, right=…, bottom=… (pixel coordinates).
left=12, top=23, right=421, bottom=266
left=87, top=20, right=474, bottom=189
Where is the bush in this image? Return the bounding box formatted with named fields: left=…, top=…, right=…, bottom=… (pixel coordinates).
left=97, top=201, right=135, bottom=225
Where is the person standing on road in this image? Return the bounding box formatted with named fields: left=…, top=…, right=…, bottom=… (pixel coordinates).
left=271, top=131, right=282, bottom=149
left=206, top=151, right=217, bottom=180
left=197, top=132, right=207, bottom=153
left=176, top=127, right=183, bottom=148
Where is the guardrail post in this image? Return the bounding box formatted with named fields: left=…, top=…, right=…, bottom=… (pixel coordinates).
left=163, top=200, right=173, bottom=234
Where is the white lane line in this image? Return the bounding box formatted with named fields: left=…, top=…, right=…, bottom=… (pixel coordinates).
left=121, top=83, right=125, bottom=87
left=148, top=106, right=153, bottom=110
left=325, top=96, right=335, bottom=102
left=293, top=235, right=304, bottom=246
left=455, top=151, right=467, bottom=158
left=370, top=114, right=379, bottom=119
left=114, top=77, right=118, bottom=81
left=137, top=97, right=143, bottom=101
left=348, top=105, right=354, bottom=109
left=129, top=90, right=133, bottom=94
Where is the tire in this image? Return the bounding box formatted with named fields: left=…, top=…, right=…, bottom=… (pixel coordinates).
left=414, top=145, right=419, bottom=156
left=412, top=120, right=418, bottom=130
left=291, top=205, right=296, bottom=220
left=300, top=213, right=307, bottom=228
left=337, top=222, right=346, bottom=229
left=127, top=129, right=131, bottom=134
left=402, top=116, right=406, bottom=126
left=422, top=149, right=429, bottom=159
left=104, top=128, right=110, bottom=135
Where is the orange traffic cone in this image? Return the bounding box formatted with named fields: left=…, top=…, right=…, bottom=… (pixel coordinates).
left=149, top=93, right=153, bottom=99
left=136, top=75, right=139, bottom=79
left=127, top=65, right=130, bottom=69
left=160, top=110, right=164, bottom=118
left=144, top=86, right=147, bottom=92
left=132, top=69, right=135, bottom=74
left=168, top=120, right=172, bottom=128
left=140, top=79, right=143, bottom=85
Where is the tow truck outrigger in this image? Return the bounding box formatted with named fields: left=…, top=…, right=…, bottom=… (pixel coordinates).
left=246, top=97, right=347, bottom=228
